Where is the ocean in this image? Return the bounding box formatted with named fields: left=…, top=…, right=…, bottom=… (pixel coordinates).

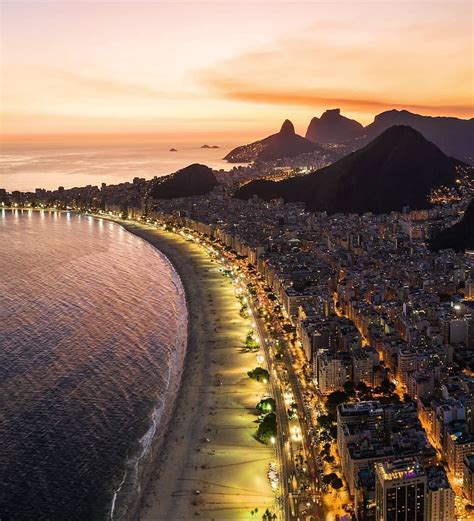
left=0, top=141, right=240, bottom=192
left=0, top=209, right=187, bottom=520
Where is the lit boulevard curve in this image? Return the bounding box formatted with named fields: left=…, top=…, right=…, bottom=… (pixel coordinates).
left=247, top=298, right=295, bottom=521
left=220, top=255, right=324, bottom=521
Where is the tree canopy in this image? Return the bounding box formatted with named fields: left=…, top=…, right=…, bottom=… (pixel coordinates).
left=257, top=397, right=276, bottom=414
left=256, top=412, right=277, bottom=443
left=322, top=473, right=338, bottom=485
left=248, top=367, right=269, bottom=383
left=326, top=390, right=350, bottom=414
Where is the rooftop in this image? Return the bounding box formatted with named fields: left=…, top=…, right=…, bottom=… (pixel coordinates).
left=375, top=458, right=426, bottom=483
left=338, top=401, right=383, bottom=417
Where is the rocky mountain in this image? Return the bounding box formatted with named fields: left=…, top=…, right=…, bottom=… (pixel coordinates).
left=226, top=110, right=473, bottom=166
left=303, top=109, right=473, bottom=163
left=364, top=110, right=474, bottom=164
left=149, top=163, right=218, bottom=199
left=429, top=199, right=474, bottom=252
left=224, top=120, right=321, bottom=163
left=235, top=126, right=467, bottom=214
left=305, top=109, right=364, bottom=143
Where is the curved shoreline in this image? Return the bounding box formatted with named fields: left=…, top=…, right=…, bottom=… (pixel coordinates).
left=2, top=209, right=275, bottom=520
left=110, top=220, right=196, bottom=521
left=109, top=232, right=188, bottom=521
left=114, top=220, right=275, bottom=521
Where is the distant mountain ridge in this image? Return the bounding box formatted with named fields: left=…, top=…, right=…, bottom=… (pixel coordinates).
left=224, top=120, right=322, bottom=163
left=304, top=108, right=473, bottom=164
left=364, top=110, right=474, bottom=163
left=305, top=109, right=364, bottom=143
left=235, top=126, right=468, bottom=214
left=429, top=199, right=474, bottom=252
left=149, top=163, right=218, bottom=199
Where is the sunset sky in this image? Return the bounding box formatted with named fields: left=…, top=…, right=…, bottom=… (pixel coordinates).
left=1, top=0, right=473, bottom=142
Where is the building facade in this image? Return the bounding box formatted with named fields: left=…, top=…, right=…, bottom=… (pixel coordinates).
left=375, top=458, right=427, bottom=521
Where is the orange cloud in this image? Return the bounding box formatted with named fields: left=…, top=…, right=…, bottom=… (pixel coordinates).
left=207, top=80, right=474, bottom=118
left=199, top=12, right=474, bottom=122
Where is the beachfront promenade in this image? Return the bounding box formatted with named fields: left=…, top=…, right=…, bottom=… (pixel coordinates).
left=120, top=222, right=278, bottom=521
left=121, top=218, right=331, bottom=521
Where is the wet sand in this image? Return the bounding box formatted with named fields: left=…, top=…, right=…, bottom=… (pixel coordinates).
left=119, top=221, right=276, bottom=521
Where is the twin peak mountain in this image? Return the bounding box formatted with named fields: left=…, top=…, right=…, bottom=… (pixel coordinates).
left=306, top=108, right=363, bottom=143
left=150, top=109, right=473, bottom=218
left=225, top=108, right=473, bottom=164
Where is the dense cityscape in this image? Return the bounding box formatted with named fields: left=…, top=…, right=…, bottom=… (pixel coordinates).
left=3, top=1, right=474, bottom=519
left=2, top=146, right=474, bottom=521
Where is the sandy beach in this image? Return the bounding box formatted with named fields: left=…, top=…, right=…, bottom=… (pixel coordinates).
left=118, top=221, right=276, bottom=521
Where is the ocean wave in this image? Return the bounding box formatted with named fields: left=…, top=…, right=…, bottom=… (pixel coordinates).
left=109, top=231, right=188, bottom=521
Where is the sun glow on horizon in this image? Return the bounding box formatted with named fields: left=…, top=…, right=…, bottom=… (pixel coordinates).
left=1, top=1, right=472, bottom=142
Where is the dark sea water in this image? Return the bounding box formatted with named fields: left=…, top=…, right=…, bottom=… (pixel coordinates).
left=0, top=209, right=187, bottom=521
